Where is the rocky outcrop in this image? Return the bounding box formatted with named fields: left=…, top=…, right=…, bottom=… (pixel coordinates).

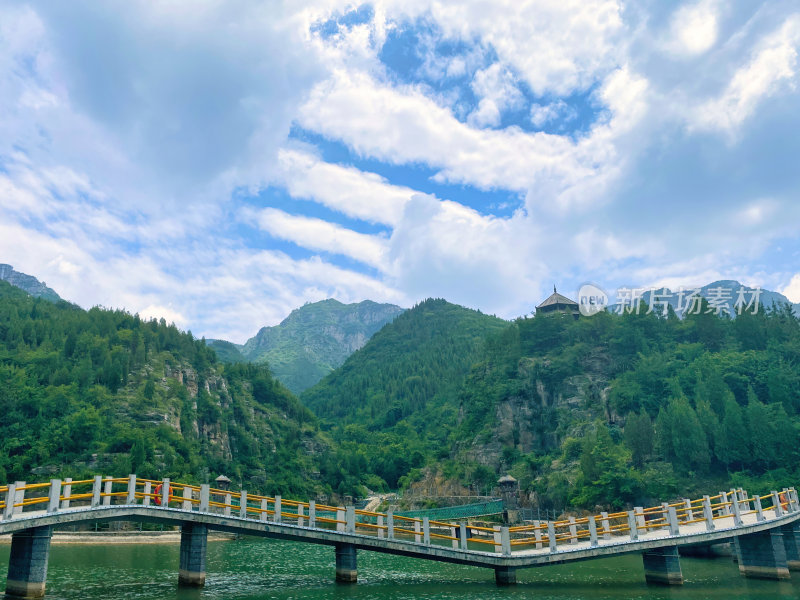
left=0, top=264, right=61, bottom=302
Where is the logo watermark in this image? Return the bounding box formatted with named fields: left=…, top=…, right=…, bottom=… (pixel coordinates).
left=576, top=284, right=762, bottom=317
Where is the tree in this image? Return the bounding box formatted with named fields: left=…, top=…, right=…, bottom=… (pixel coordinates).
left=716, top=394, right=748, bottom=469
left=624, top=410, right=654, bottom=467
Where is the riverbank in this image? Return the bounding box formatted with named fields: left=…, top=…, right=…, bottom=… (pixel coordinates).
left=0, top=530, right=237, bottom=545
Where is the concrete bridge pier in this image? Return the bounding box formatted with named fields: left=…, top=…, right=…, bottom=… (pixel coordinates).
left=335, top=543, right=357, bottom=583
left=781, top=523, right=800, bottom=571
left=735, top=529, right=790, bottom=579
left=494, top=566, right=516, bottom=586
left=642, top=546, right=683, bottom=585
left=4, top=526, right=52, bottom=599
left=178, top=523, right=208, bottom=587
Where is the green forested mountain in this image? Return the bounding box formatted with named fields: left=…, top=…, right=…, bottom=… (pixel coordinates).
left=0, top=280, right=366, bottom=497
left=304, top=295, right=800, bottom=509
left=232, top=299, right=405, bottom=395
left=301, top=298, right=508, bottom=488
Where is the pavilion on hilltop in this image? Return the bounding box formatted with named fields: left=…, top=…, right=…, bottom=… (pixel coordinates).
left=535, top=286, right=580, bottom=319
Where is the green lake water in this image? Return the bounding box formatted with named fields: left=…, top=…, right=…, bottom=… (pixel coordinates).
left=2, top=538, right=800, bottom=599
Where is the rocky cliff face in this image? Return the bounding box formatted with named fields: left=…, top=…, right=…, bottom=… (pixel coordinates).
left=0, top=264, right=61, bottom=302
left=238, top=299, right=405, bottom=394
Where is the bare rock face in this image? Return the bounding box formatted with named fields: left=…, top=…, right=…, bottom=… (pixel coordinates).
left=0, top=264, right=62, bottom=302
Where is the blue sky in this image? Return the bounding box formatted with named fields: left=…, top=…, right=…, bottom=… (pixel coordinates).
left=1, top=0, right=800, bottom=342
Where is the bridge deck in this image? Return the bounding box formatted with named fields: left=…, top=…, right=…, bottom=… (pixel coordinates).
left=1, top=476, right=799, bottom=571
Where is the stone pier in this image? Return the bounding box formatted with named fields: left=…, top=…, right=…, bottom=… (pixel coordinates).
left=5, top=526, right=52, bottom=599
left=494, top=566, right=516, bottom=586
left=781, top=523, right=800, bottom=571
left=642, top=546, right=683, bottom=585
left=178, top=523, right=208, bottom=587
left=736, top=530, right=790, bottom=579
left=335, top=543, right=357, bottom=583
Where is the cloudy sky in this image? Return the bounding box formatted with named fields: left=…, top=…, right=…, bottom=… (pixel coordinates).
left=2, top=1, right=800, bottom=342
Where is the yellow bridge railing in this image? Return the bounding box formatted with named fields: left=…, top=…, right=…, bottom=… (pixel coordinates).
left=1, top=476, right=798, bottom=556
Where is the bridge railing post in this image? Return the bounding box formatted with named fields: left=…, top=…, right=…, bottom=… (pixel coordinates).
left=345, top=506, right=356, bottom=534
left=731, top=492, right=743, bottom=526
left=423, top=517, right=431, bottom=545
left=459, top=521, right=467, bottom=550
left=126, top=475, right=137, bottom=504
left=702, top=495, right=715, bottom=531
left=547, top=521, right=557, bottom=553
left=259, top=498, right=268, bottom=521
left=667, top=506, right=680, bottom=536
left=634, top=507, right=645, bottom=531
left=297, top=504, right=304, bottom=527
left=239, top=490, right=248, bottom=518
left=143, top=481, right=152, bottom=506
left=3, top=483, right=17, bottom=519
left=224, top=493, right=232, bottom=516
left=182, top=485, right=193, bottom=511
left=790, top=488, right=800, bottom=512
left=720, top=492, right=730, bottom=516
left=500, top=527, right=511, bottom=556
left=47, top=479, right=61, bottom=513
left=336, top=507, right=344, bottom=532
left=61, top=478, right=72, bottom=510
left=600, top=512, right=611, bottom=540
left=627, top=510, right=638, bottom=541
left=199, top=485, right=209, bottom=512
left=754, top=494, right=766, bottom=522
left=309, top=501, right=317, bottom=528
left=450, top=525, right=458, bottom=549
left=378, top=515, right=385, bottom=539
left=534, top=520, right=543, bottom=549
left=568, top=517, right=577, bottom=544
left=161, top=478, right=170, bottom=508
left=772, top=491, right=784, bottom=517
left=493, top=526, right=501, bottom=553
left=414, top=519, right=421, bottom=543
left=274, top=496, right=282, bottom=523
left=682, top=499, right=693, bottom=522
left=588, top=516, right=598, bottom=547
left=91, top=476, right=102, bottom=507
left=102, top=477, right=113, bottom=506
left=387, top=510, right=394, bottom=540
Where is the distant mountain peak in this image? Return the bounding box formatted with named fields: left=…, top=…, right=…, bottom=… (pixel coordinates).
left=0, top=264, right=62, bottom=302
left=226, top=298, right=406, bottom=394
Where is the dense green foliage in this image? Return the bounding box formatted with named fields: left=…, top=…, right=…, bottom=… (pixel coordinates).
left=302, top=298, right=508, bottom=488
left=456, top=301, right=800, bottom=509
left=0, top=281, right=361, bottom=497
left=306, top=296, right=800, bottom=509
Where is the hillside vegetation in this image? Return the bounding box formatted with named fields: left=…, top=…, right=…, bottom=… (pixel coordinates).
left=306, top=297, right=800, bottom=509
left=302, top=298, right=508, bottom=488
left=0, top=280, right=361, bottom=497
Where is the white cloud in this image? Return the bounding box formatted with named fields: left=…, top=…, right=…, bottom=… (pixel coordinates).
left=138, top=304, right=188, bottom=327
left=298, top=67, right=648, bottom=211
left=530, top=100, right=577, bottom=127
left=781, top=274, right=800, bottom=303
left=251, top=207, right=389, bottom=271
left=276, top=148, right=413, bottom=226
left=467, top=63, right=523, bottom=127
left=693, top=16, right=800, bottom=132
left=667, top=0, right=720, bottom=56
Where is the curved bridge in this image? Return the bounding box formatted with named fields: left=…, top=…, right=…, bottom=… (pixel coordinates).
left=1, top=476, right=800, bottom=597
